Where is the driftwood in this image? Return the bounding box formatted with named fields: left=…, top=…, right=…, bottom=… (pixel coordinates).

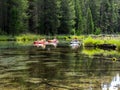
left=97, top=44, right=116, bottom=50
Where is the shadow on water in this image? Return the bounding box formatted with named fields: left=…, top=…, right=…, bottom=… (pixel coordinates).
left=0, top=41, right=120, bottom=90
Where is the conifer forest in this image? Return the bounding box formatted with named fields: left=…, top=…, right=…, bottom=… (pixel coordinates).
left=0, top=0, right=120, bottom=35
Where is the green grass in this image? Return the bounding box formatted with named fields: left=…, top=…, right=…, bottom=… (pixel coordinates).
left=1, top=34, right=120, bottom=51
left=15, top=33, right=45, bottom=41
left=82, top=47, right=120, bottom=57
left=83, top=36, right=120, bottom=51
left=83, top=36, right=104, bottom=46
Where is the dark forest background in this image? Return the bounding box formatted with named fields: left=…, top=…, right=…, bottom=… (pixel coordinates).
left=0, top=0, right=120, bottom=36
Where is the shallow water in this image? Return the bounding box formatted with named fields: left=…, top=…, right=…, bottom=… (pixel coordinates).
left=0, top=41, right=120, bottom=90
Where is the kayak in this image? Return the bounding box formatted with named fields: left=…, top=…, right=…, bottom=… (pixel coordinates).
left=70, top=41, right=80, bottom=45
left=33, top=41, right=46, bottom=47
left=33, top=40, right=58, bottom=47
left=47, top=39, right=59, bottom=43
left=70, top=41, right=81, bottom=49
left=34, top=41, right=45, bottom=44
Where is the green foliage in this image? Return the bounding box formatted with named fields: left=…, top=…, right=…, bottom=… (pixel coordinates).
left=82, top=47, right=120, bottom=56
left=86, top=7, right=94, bottom=34
left=83, top=35, right=120, bottom=51
left=83, top=36, right=104, bottom=46
left=82, top=48, right=104, bottom=56
left=94, top=28, right=101, bottom=35
left=58, top=0, right=75, bottom=34
left=99, top=0, right=117, bottom=34
left=74, top=0, right=84, bottom=34
left=38, top=0, right=60, bottom=35
left=7, top=0, right=28, bottom=35
left=15, top=33, right=43, bottom=41
left=105, top=39, right=119, bottom=45
left=0, top=35, right=9, bottom=41
left=70, top=29, right=76, bottom=35
left=1, top=0, right=120, bottom=35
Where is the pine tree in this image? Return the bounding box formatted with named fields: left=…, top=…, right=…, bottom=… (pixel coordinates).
left=80, top=0, right=88, bottom=34
left=37, top=0, right=44, bottom=34
left=7, top=0, right=28, bottom=35
left=38, top=0, right=60, bottom=35
left=74, top=0, right=83, bottom=35
left=86, top=7, right=94, bottom=34
left=1, top=0, right=120, bottom=35
left=0, top=0, right=8, bottom=34
left=89, top=0, right=100, bottom=33
left=100, top=0, right=111, bottom=34
left=58, top=0, right=75, bottom=34
left=0, top=0, right=3, bottom=33
left=117, top=1, right=120, bottom=33
left=108, top=0, right=118, bottom=33
left=28, top=0, right=38, bottom=34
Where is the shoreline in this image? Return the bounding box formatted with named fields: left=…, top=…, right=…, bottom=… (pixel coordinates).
left=0, top=34, right=120, bottom=51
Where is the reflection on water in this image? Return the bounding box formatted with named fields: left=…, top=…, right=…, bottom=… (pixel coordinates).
left=102, top=73, right=120, bottom=90
left=0, top=41, right=120, bottom=90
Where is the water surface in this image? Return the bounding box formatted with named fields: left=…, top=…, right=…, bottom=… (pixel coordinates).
left=0, top=41, right=120, bottom=90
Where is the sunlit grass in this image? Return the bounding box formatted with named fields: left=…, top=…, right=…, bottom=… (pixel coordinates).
left=82, top=47, right=120, bottom=57
left=105, top=39, right=119, bottom=45
left=15, top=33, right=44, bottom=41
left=82, top=48, right=104, bottom=56
left=83, top=36, right=104, bottom=46
left=56, top=35, right=85, bottom=41
left=82, top=36, right=120, bottom=51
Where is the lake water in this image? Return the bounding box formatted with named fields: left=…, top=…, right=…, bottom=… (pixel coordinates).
left=0, top=41, right=120, bottom=90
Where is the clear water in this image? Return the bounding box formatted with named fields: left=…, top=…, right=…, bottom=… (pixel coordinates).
left=0, top=41, right=120, bottom=90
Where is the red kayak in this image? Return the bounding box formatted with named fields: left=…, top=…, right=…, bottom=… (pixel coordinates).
left=33, top=39, right=59, bottom=47
left=34, top=41, right=45, bottom=44
left=33, top=41, right=46, bottom=47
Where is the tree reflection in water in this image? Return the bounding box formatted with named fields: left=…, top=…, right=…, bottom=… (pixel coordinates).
left=1, top=41, right=120, bottom=89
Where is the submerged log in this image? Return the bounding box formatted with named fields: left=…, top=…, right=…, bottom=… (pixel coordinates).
left=97, top=44, right=116, bottom=50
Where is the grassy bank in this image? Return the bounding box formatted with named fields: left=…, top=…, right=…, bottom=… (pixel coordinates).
left=83, top=35, right=120, bottom=51
left=0, top=34, right=120, bottom=51
left=0, top=34, right=45, bottom=41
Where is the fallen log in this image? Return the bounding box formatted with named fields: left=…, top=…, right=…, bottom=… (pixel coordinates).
left=97, top=44, right=116, bottom=50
